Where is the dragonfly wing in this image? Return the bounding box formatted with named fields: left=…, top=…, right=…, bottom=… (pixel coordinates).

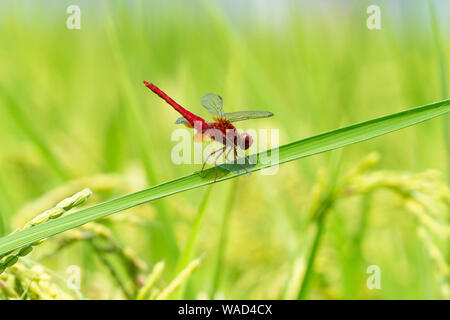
left=175, top=116, right=190, bottom=124
left=201, top=94, right=224, bottom=118
left=224, top=111, right=274, bottom=123
left=175, top=116, right=194, bottom=128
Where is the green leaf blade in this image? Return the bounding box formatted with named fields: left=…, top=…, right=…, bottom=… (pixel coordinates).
left=0, top=99, right=448, bottom=255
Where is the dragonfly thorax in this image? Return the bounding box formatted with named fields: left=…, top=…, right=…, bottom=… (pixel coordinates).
left=203, top=120, right=237, bottom=146
left=202, top=121, right=253, bottom=150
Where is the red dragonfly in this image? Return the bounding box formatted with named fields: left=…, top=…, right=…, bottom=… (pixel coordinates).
left=143, top=81, right=273, bottom=180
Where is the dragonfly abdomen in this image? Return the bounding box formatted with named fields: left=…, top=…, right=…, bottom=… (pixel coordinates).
left=143, top=81, right=206, bottom=127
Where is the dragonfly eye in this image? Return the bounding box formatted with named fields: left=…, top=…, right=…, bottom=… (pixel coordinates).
left=239, top=133, right=253, bottom=150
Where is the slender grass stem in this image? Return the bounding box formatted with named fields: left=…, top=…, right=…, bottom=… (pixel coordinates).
left=136, top=261, right=165, bottom=300
left=90, top=240, right=132, bottom=299
left=155, top=258, right=201, bottom=300
left=296, top=205, right=328, bottom=300
left=342, top=193, right=372, bottom=298
left=354, top=194, right=371, bottom=246
left=0, top=90, right=68, bottom=181
left=297, top=152, right=341, bottom=299
left=102, top=2, right=179, bottom=262
left=0, top=211, right=5, bottom=238
left=210, top=180, right=238, bottom=298
left=427, top=0, right=450, bottom=270
left=172, top=185, right=213, bottom=299
left=0, top=173, right=15, bottom=237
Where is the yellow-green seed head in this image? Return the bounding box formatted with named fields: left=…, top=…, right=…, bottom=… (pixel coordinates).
left=56, top=197, right=75, bottom=210
left=31, top=211, right=50, bottom=226
left=18, top=246, right=33, bottom=257
left=4, top=255, right=19, bottom=268
left=48, top=207, right=65, bottom=219
left=72, top=188, right=93, bottom=207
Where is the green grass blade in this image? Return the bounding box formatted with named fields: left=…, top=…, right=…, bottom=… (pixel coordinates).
left=427, top=0, right=449, bottom=184
left=427, top=0, right=450, bottom=273
left=172, top=185, right=213, bottom=299
left=0, top=89, right=69, bottom=181
left=0, top=99, right=449, bottom=255
left=102, top=2, right=180, bottom=261
left=0, top=211, right=5, bottom=237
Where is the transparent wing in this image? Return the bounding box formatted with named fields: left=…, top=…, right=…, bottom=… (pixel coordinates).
left=175, top=116, right=189, bottom=124
left=224, top=110, right=274, bottom=123
left=201, top=94, right=224, bottom=118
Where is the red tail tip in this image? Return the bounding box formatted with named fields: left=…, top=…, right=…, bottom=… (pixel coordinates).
left=143, top=81, right=159, bottom=93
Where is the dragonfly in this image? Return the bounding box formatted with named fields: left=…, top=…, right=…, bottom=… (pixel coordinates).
left=143, top=81, right=274, bottom=180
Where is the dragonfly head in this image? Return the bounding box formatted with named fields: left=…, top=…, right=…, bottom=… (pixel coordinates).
left=238, top=132, right=253, bottom=150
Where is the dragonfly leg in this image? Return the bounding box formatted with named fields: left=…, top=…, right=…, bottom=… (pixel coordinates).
left=213, top=146, right=227, bottom=181
left=246, top=154, right=253, bottom=166
left=201, top=147, right=226, bottom=173
left=225, top=146, right=233, bottom=163
left=234, top=148, right=249, bottom=174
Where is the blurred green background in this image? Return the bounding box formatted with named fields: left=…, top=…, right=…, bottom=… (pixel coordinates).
left=0, top=0, right=448, bottom=299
